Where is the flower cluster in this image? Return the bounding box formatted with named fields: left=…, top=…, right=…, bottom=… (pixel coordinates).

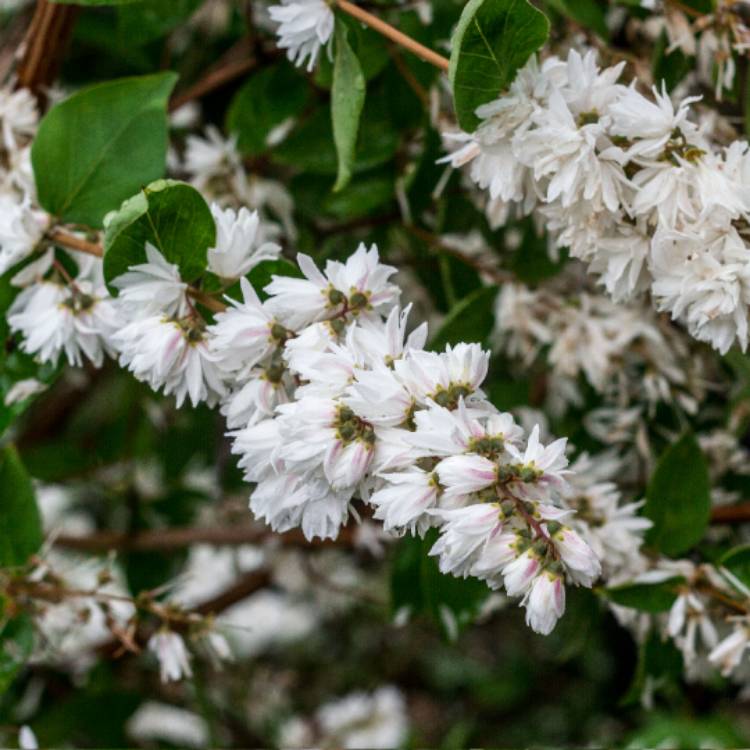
left=220, top=245, right=601, bottom=634
left=445, top=49, right=750, bottom=354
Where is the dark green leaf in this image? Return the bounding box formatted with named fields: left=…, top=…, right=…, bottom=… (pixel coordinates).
left=449, top=0, right=549, bottom=132
left=604, top=577, right=683, bottom=613
left=0, top=614, right=34, bottom=695
left=429, top=285, right=498, bottom=350
left=643, top=432, right=711, bottom=557
left=117, top=0, right=204, bottom=45
left=332, top=24, right=366, bottom=191
left=226, top=62, right=311, bottom=156
left=32, top=72, right=177, bottom=227
left=391, top=530, right=490, bottom=640
left=720, top=545, right=750, bottom=591
left=542, top=0, right=608, bottom=39
left=103, top=179, right=215, bottom=291
left=0, top=445, right=42, bottom=568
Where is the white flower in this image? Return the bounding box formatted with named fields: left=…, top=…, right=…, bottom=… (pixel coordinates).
left=208, top=277, right=284, bottom=378
left=112, top=243, right=188, bottom=317
left=4, top=377, right=46, bottom=405
left=183, top=125, right=243, bottom=192
left=8, top=274, right=119, bottom=368
left=127, top=702, right=208, bottom=748
left=551, top=526, right=601, bottom=586
left=429, top=503, right=504, bottom=577
left=147, top=630, right=193, bottom=683
left=221, top=365, right=291, bottom=428
left=0, top=86, right=38, bottom=150
left=0, top=194, right=48, bottom=275
left=207, top=204, right=280, bottom=279
left=249, top=471, right=352, bottom=540
left=505, top=425, right=570, bottom=490
left=393, top=342, right=490, bottom=408
left=113, top=315, right=226, bottom=407
left=708, top=623, right=750, bottom=677
left=435, top=453, right=497, bottom=499
left=269, top=0, right=335, bottom=72
left=315, top=686, right=409, bottom=750
left=265, top=244, right=399, bottom=329
left=502, top=548, right=541, bottom=596
left=18, top=726, right=38, bottom=750
left=524, top=571, right=565, bottom=635
left=668, top=591, right=718, bottom=665
left=275, top=396, right=375, bottom=490
left=369, top=468, right=440, bottom=535
left=608, top=83, right=700, bottom=159
left=650, top=223, right=750, bottom=354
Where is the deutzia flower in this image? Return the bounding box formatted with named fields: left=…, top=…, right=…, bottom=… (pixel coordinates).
left=113, top=314, right=226, bottom=407
left=112, top=243, right=188, bottom=317
left=148, top=630, right=193, bottom=683
left=369, top=468, right=440, bottom=535
left=524, top=571, right=565, bottom=635
left=208, top=278, right=288, bottom=378
left=8, top=258, right=120, bottom=367
left=207, top=204, right=281, bottom=279
left=0, top=194, right=48, bottom=275
left=708, top=622, right=750, bottom=677
left=265, top=244, right=399, bottom=329
left=269, top=0, right=335, bottom=72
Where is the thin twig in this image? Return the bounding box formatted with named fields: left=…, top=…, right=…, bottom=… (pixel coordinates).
left=188, top=287, right=227, bottom=314
left=169, top=54, right=256, bottom=112
left=48, top=228, right=103, bottom=257
left=711, top=503, right=750, bottom=524
left=54, top=524, right=357, bottom=552
left=335, top=0, right=450, bottom=71
left=16, top=0, right=79, bottom=101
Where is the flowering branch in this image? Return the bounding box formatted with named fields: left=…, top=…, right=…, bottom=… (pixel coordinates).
left=334, top=0, right=449, bottom=71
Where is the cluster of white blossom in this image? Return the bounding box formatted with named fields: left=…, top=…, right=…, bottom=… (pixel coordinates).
left=444, top=49, right=750, bottom=355
left=216, top=243, right=605, bottom=635
left=493, top=280, right=708, bottom=417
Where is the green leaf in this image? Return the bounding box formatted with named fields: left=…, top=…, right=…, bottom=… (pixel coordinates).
left=0, top=445, right=42, bottom=568
left=0, top=614, right=34, bottom=695
left=226, top=62, right=311, bottom=156
left=103, top=180, right=215, bottom=291
left=391, top=531, right=490, bottom=640
left=117, top=0, right=204, bottom=45
left=643, top=432, right=711, bottom=557
left=621, top=631, right=684, bottom=707
left=720, top=545, right=750, bottom=591
left=247, top=258, right=303, bottom=300
left=32, top=72, right=177, bottom=227
left=51, top=0, right=142, bottom=4
left=331, top=23, right=366, bottom=191
left=542, top=0, right=608, bottom=39
left=449, top=0, right=549, bottom=132
left=429, top=285, right=498, bottom=350
left=604, top=578, right=683, bottom=613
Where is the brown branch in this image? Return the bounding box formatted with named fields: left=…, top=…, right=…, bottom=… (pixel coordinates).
left=48, top=227, right=102, bottom=257
left=711, top=503, right=750, bottom=524
left=187, top=287, right=227, bottom=314
left=192, top=570, right=272, bottom=616
left=16, top=0, right=79, bottom=101
left=335, top=0, right=450, bottom=71
left=168, top=37, right=257, bottom=113
left=54, top=524, right=357, bottom=553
